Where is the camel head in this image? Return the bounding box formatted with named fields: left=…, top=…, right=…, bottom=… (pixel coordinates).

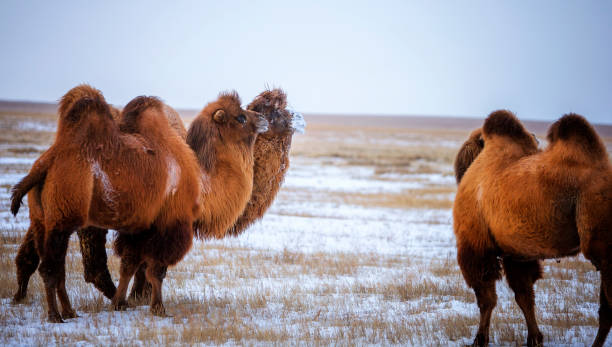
left=187, top=91, right=268, bottom=170
left=247, top=88, right=305, bottom=137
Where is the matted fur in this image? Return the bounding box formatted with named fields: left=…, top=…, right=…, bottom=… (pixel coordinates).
left=227, top=88, right=299, bottom=236
left=13, top=100, right=191, bottom=302
left=454, top=128, right=483, bottom=184
left=10, top=85, right=203, bottom=321
left=453, top=111, right=612, bottom=346
left=187, top=91, right=267, bottom=239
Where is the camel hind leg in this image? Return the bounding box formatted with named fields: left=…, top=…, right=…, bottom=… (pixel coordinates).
left=457, top=241, right=502, bottom=346
left=502, top=258, right=543, bottom=347
left=13, top=225, right=41, bottom=303
left=37, top=228, right=72, bottom=323
left=77, top=227, right=116, bottom=299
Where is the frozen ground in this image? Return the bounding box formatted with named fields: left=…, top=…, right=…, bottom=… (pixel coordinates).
left=0, top=112, right=606, bottom=346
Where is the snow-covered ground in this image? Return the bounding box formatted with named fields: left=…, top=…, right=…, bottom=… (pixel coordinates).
left=0, top=114, right=604, bottom=346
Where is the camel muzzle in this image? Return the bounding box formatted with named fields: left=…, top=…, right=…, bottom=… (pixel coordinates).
left=289, top=109, right=306, bottom=134
left=255, top=116, right=269, bottom=134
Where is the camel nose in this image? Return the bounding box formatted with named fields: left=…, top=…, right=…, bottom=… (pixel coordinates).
left=255, top=115, right=269, bottom=134
left=289, top=109, right=306, bottom=134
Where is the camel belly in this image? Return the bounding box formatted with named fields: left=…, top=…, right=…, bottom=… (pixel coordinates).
left=489, top=215, right=581, bottom=260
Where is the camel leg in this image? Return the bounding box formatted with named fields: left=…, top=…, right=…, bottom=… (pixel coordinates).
left=457, top=243, right=501, bottom=346
left=77, top=227, right=116, bottom=299
left=13, top=225, right=40, bottom=303
left=145, top=262, right=168, bottom=317
left=56, top=256, right=78, bottom=319
left=502, top=258, right=543, bottom=347
left=111, top=253, right=140, bottom=311
left=37, top=229, right=71, bottom=323
left=128, top=263, right=152, bottom=303
left=593, top=265, right=612, bottom=347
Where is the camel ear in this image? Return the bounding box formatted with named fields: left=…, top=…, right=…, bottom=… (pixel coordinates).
left=213, top=109, right=226, bottom=123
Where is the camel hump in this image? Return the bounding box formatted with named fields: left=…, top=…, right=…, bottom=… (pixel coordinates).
left=482, top=110, right=530, bottom=140
left=120, top=96, right=164, bottom=133
left=59, top=84, right=105, bottom=120
left=547, top=113, right=606, bottom=157
left=63, top=92, right=111, bottom=123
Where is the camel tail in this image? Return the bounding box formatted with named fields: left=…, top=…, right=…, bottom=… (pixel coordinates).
left=10, top=155, right=52, bottom=216
left=59, top=84, right=106, bottom=120
left=547, top=113, right=607, bottom=158
left=454, top=128, right=484, bottom=184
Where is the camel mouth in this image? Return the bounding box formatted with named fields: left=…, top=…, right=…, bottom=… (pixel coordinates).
left=288, top=109, right=305, bottom=134
left=255, top=116, right=269, bottom=134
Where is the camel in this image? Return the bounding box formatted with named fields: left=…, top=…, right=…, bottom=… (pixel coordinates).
left=10, top=85, right=204, bottom=321
left=453, top=110, right=612, bottom=347
left=120, top=88, right=306, bottom=300
left=14, top=88, right=303, bottom=302
left=13, top=102, right=188, bottom=302
left=227, top=88, right=304, bottom=235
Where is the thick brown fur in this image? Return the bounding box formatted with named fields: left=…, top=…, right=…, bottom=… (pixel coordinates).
left=454, top=128, right=484, bottom=184
left=227, top=88, right=301, bottom=236
left=13, top=101, right=188, bottom=302
left=187, top=91, right=268, bottom=239
left=453, top=110, right=612, bottom=346
left=10, top=85, right=203, bottom=321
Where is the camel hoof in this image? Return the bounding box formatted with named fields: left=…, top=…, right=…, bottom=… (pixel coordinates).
left=61, top=310, right=79, bottom=319
left=527, top=332, right=543, bottom=347
left=12, top=294, right=26, bottom=304
left=467, top=333, right=488, bottom=347
left=47, top=313, right=64, bottom=323
left=150, top=304, right=168, bottom=317
left=112, top=299, right=130, bottom=311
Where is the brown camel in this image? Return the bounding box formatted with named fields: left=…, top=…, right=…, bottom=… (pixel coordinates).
left=12, top=91, right=271, bottom=304
left=12, top=102, right=188, bottom=302
left=10, top=85, right=204, bottom=321
left=128, top=88, right=304, bottom=300
left=453, top=110, right=612, bottom=347
left=228, top=88, right=305, bottom=236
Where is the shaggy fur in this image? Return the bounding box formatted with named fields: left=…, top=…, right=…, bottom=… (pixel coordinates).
left=227, top=88, right=303, bottom=236
left=454, top=128, right=483, bottom=184
left=127, top=92, right=268, bottom=300
left=453, top=110, right=612, bottom=346
left=188, top=91, right=268, bottom=239
left=10, top=85, right=203, bottom=321
left=128, top=90, right=294, bottom=299
left=13, top=101, right=189, bottom=302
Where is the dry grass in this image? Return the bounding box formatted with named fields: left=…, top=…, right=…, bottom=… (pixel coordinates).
left=0, top=111, right=609, bottom=345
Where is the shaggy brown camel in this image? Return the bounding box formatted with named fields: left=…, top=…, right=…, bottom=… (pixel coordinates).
left=228, top=88, right=305, bottom=235
left=12, top=102, right=187, bottom=302
left=12, top=91, right=272, bottom=304
left=121, top=88, right=305, bottom=300
left=453, top=110, right=612, bottom=347
left=11, top=85, right=204, bottom=321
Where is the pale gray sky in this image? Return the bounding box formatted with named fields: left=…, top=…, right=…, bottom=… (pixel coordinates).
left=1, top=1, right=611, bottom=123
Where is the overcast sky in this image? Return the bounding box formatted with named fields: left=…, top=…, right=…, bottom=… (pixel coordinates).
left=1, top=1, right=611, bottom=123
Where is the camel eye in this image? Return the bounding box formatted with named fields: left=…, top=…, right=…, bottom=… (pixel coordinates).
left=237, top=114, right=246, bottom=124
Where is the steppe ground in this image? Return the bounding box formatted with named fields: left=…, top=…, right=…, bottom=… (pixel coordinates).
left=1, top=106, right=611, bottom=346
